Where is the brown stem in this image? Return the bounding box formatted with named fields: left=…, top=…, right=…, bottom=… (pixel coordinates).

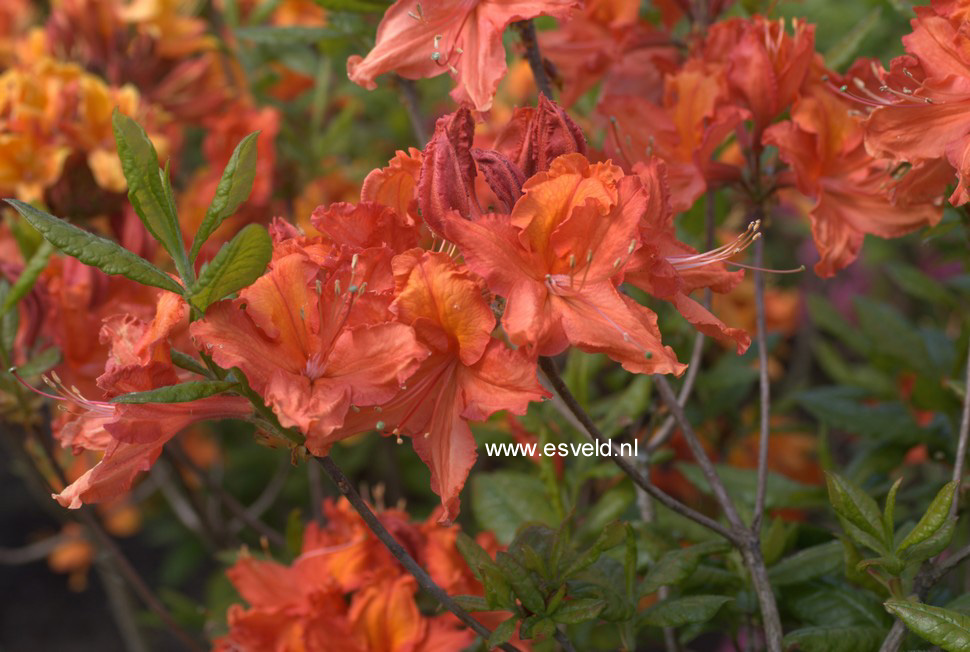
left=951, top=345, right=970, bottom=518
left=554, top=628, right=577, bottom=652
left=751, top=236, right=771, bottom=534
left=651, top=376, right=783, bottom=652
left=26, top=425, right=206, bottom=652
left=513, top=20, right=554, bottom=99
left=314, top=455, right=522, bottom=652
left=395, top=75, right=428, bottom=144
left=167, top=443, right=286, bottom=548
left=539, top=357, right=738, bottom=544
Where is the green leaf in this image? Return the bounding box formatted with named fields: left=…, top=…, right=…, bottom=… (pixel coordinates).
left=883, top=477, right=902, bottom=546
left=112, top=110, right=186, bottom=268
left=551, top=598, right=606, bottom=625
left=481, top=564, right=514, bottom=611
left=563, top=521, right=626, bottom=578
left=5, top=200, right=184, bottom=294
left=826, top=472, right=889, bottom=553
left=312, top=0, right=389, bottom=11
left=886, top=263, right=955, bottom=307
left=897, top=481, right=957, bottom=554
left=797, top=387, right=921, bottom=442
left=234, top=25, right=346, bottom=45
left=487, top=616, right=517, bottom=649
left=110, top=381, right=237, bottom=404
left=854, top=297, right=935, bottom=377
left=471, top=471, right=557, bottom=544
left=171, top=350, right=212, bottom=377
left=189, top=224, right=272, bottom=312
left=900, top=516, right=956, bottom=564
left=455, top=532, right=497, bottom=583
left=0, top=281, right=17, bottom=353
left=15, top=347, right=61, bottom=378
left=782, top=626, right=884, bottom=652
left=884, top=599, right=970, bottom=651
left=639, top=595, right=732, bottom=629
left=496, top=552, right=544, bottom=614
left=1, top=240, right=52, bottom=315
left=769, top=540, right=843, bottom=587
left=284, top=508, right=304, bottom=559
left=823, top=6, right=882, bottom=70
left=189, top=132, right=260, bottom=262
left=807, top=295, right=870, bottom=354
left=786, top=584, right=892, bottom=629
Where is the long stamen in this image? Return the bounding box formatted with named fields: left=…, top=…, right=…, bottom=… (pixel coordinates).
left=666, top=221, right=761, bottom=270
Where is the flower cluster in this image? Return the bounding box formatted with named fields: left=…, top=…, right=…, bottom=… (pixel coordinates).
left=217, top=498, right=515, bottom=651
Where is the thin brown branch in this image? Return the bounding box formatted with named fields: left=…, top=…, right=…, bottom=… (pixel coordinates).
left=314, top=455, right=522, bottom=652
left=951, top=344, right=970, bottom=518
left=651, top=375, right=783, bottom=652
left=394, top=75, right=428, bottom=144
left=554, top=628, right=577, bottom=652
left=167, top=443, right=286, bottom=548
left=26, top=425, right=206, bottom=652
left=752, top=236, right=771, bottom=534
left=513, top=19, right=554, bottom=99
left=539, top=357, right=738, bottom=544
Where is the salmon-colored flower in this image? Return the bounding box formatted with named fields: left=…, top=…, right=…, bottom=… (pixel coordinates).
left=447, top=153, right=684, bottom=375
left=601, top=62, right=747, bottom=211
left=623, top=159, right=750, bottom=353
left=764, top=83, right=943, bottom=276
left=861, top=4, right=970, bottom=204
left=190, top=248, right=428, bottom=450
left=347, top=0, right=580, bottom=111
left=333, top=251, right=547, bottom=521
left=217, top=498, right=480, bottom=652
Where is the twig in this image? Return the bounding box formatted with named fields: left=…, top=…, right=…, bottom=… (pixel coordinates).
left=27, top=427, right=206, bottom=652
left=881, top=349, right=970, bottom=652
left=950, top=345, right=970, bottom=518
left=95, top=555, right=151, bottom=652
left=513, top=20, right=553, bottom=99
left=878, top=543, right=970, bottom=652
left=395, top=76, right=428, bottom=144
left=314, top=455, right=522, bottom=652
left=752, top=236, right=771, bottom=534
left=554, top=628, right=577, bottom=652
left=651, top=375, right=783, bottom=652
left=167, top=443, right=286, bottom=548
left=539, top=358, right=738, bottom=543
left=0, top=534, right=68, bottom=564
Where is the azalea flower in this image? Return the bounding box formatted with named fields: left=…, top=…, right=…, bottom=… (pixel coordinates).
left=447, top=153, right=684, bottom=375
left=347, top=0, right=580, bottom=112
left=764, top=83, right=943, bottom=276
left=332, top=250, right=547, bottom=521
left=190, top=247, right=428, bottom=451
left=861, top=3, right=970, bottom=204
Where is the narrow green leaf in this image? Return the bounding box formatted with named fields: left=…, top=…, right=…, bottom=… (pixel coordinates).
left=1, top=240, right=52, bottom=315
left=496, top=552, right=545, bottom=614
left=171, top=350, right=212, bottom=377
left=110, top=381, right=237, bottom=404
left=0, top=281, right=17, bottom=353
left=284, top=508, right=304, bottom=559
left=826, top=472, right=889, bottom=552
left=487, top=616, right=517, bottom=649
left=4, top=200, right=183, bottom=294
left=897, top=481, right=957, bottom=554
left=563, top=521, right=625, bottom=578
left=551, top=598, right=606, bottom=625
left=189, top=132, right=260, bottom=262
left=769, top=540, right=843, bottom=587
left=883, top=477, right=903, bottom=546
left=15, top=347, right=61, bottom=378
left=189, top=224, right=272, bottom=312
left=312, top=0, right=389, bottom=11
left=639, top=595, right=732, bottom=628
left=471, top=471, right=557, bottom=544
left=481, top=564, right=515, bottom=611
left=900, top=516, right=956, bottom=564
left=782, top=625, right=884, bottom=652
left=823, top=7, right=882, bottom=70
left=112, top=110, right=185, bottom=265
left=455, top=532, right=498, bottom=583
left=884, top=599, right=970, bottom=651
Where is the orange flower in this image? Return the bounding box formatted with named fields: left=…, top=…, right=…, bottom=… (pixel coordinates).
left=333, top=251, right=547, bottom=521
left=601, top=62, right=747, bottom=210
left=623, top=159, right=750, bottom=353
left=218, top=499, right=479, bottom=652
left=347, top=0, right=580, bottom=111
left=447, top=153, right=684, bottom=375
left=190, top=248, right=428, bottom=450
left=764, top=83, right=943, bottom=276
